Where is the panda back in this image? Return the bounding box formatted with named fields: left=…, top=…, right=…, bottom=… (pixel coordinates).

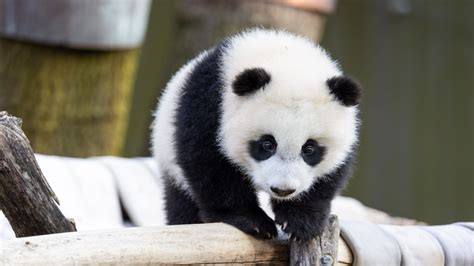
left=151, top=49, right=212, bottom=190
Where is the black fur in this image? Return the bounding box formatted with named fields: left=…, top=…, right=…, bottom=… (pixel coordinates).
left=232, top=68, right=271, bottom=96
left=172, top=45, right=277, bottom=239
left=326, top=76, right=362, bottom=106
left=165, top=42, right=355, bottom=241
left=273, top=154, right=354, bottom=241
left=249, top=135, right=277, bottom=161
left=301, top=139, right=326, bottom=166
left=164, top=177, right=201, bottom=224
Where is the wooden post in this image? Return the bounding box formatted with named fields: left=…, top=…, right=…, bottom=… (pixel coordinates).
left=0, top=0, right=151, bottom=157
left=290, top=215, right=340, bottom=266
left=0, top=112, right=76, bottom=237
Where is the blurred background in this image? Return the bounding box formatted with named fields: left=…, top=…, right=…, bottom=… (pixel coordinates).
left=0, top=0, right=472, bottom=225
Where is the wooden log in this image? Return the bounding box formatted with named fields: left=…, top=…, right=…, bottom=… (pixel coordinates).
left=0, top=223, right=353, bottom=265
left=290, top=215, right=341, bottom=266
left=0, top=111, right=76, bottom=237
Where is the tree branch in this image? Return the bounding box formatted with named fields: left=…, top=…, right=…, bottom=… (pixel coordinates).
left=0, top=111, right=76, bottom=237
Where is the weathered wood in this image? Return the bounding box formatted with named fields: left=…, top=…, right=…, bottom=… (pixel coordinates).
left=290, top=215, right=341, bottom=266
left=0, top=223, right=352, bottom=265
left=0, top=111, right=76, bottom=237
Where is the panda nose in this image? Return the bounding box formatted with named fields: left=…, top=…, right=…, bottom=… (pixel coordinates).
left=270, top=187, right=296, bottom=197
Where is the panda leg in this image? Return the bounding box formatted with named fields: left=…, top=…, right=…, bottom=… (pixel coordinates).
left=272, top=159, right=353, bottom=241
left=163, top=178, right=202, bottom=225
left=186, top=170, right=278, bottom=239
left=272, top=194, right=331, bottom=242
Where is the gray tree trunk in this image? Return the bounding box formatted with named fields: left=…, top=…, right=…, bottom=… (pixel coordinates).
left=0, top=112, right=76, bottom=237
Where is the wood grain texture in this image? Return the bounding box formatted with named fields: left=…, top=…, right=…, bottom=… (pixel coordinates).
left=0, top=223, right=353, bottom=265
left=0, top=112, right=76, bottom=237
left=290, top=215, right=341, bottom=266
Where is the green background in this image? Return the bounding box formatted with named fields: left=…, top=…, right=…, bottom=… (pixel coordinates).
left=125, top=0, right=473, bottom=224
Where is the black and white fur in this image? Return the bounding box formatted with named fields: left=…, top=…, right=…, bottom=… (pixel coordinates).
left=152, top=29, right=361, bottom=241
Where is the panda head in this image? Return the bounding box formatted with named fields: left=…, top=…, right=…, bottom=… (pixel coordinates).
left=218, top=29, right=361, bottom=200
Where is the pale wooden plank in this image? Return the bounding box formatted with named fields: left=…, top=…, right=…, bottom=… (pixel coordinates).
left=0, top=223, right=353, bottom=265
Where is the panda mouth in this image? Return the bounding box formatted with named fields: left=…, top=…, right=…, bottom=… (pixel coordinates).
left=271, top=193, right=298, bottom=200
left=270, top=187, right=296, bottom=197
left=269, top=187, right=298, bottom=200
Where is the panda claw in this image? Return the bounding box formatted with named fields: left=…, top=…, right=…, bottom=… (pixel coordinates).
left=282, top=221, right=288, bottom=230
left=254, top=227, right=260, bottom=234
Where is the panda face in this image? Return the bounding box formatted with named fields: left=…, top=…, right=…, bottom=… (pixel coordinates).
left=219, top=92, right=358, bottom=200
left=248, top=135, right=327, bottom=199
left=217, top=29, right=360, bottom=200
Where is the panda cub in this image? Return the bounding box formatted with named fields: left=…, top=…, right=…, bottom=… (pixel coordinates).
left=152, top=29, right=361, bottom=241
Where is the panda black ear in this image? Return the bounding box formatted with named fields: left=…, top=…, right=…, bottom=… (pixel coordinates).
left=326, top=76, right=362, bottom=106
left=232, top=68, right=271, bottom=96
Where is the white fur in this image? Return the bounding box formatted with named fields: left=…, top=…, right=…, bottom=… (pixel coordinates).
left=151, top=50, right=210, bottom=191
left=218, top=29, right=359, bottom=199
left=152, top=29, right=359, bottom=201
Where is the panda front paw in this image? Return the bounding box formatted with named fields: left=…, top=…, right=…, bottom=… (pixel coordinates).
left=274, top=209, right=328, bottom=242
left=200, top=207, right=278, bottom=239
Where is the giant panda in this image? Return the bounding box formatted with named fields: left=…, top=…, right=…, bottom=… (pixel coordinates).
left=152, top=29, right=361, bottom=241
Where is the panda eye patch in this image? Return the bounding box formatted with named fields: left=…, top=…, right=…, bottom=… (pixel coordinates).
left=249, top=135, right=277, bottom=161
left=301, top=139, right=325, bottom=166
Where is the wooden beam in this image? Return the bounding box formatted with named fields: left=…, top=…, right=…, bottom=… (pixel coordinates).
left=0, top=223, right=353, bottom=265
left=0, top=111, right=76, bottom=237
